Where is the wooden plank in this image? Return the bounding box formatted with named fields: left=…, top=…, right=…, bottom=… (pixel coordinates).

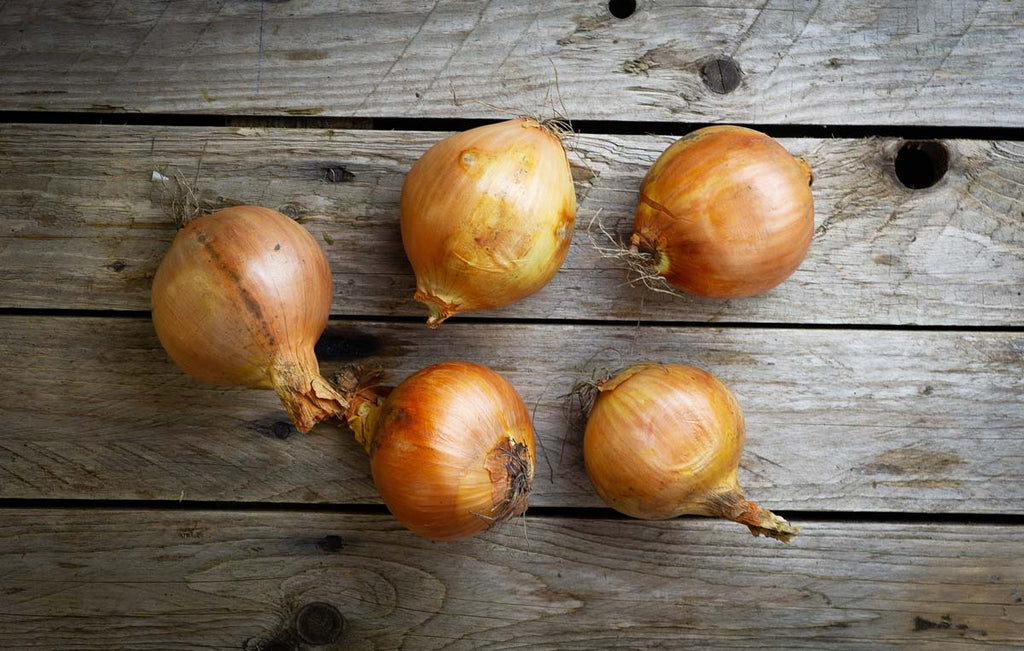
left=1, top=316, right=1020, bottom=513
left=1, top=1, right=1023, bottom=127
left=2, top=125, right=1022, bottom=326
left=0, top=509, right=1020, bottom=648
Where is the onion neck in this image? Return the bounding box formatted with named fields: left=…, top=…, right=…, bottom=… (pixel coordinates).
left=331, top=367, right=392, bottom=453
left=705, top=486, right=797, bottom=543
left=270, top=353, right=349, bottom=434
left=413, top=289, right=459, bottom=328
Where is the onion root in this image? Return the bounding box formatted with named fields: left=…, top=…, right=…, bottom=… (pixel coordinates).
left=479, top=438, right=532, bottom=525
left=585, top=213, right=688, bottom=298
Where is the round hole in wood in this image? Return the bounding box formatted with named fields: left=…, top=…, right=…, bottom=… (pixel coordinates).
left=294, top=602, right=346, bottom=645
left=608, top=0, right=637, bottom=19
left=894, top=140, right=949, bottom=189
left=700, top=57, right=742, bottom=94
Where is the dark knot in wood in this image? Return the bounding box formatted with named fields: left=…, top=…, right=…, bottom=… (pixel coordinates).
left=294, top=602, right=345, bottom=645
left=316, top=534, right=344, bottom=552
left=271, top=421, right=293, bottom=440
left=700, top=57, right=742, bottom=94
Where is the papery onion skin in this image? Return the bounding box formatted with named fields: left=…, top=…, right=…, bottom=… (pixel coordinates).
left=401, top=118, right=577, bottom=326
left=347, top=361, right=535, bottom=541
left=152, top=206, right=346, bottom=433
left=631, top=126, right=814, bottom=298
left=583, top=363, right=794, bottom=542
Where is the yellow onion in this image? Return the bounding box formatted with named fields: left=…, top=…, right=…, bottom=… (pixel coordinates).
left=631, top=126, right=814, bottom=298
left=337, top=361, right=535, bottom=541
left=152, top=206, right=347, bottom=433
left=583, top=363, right=795, bottom=542
left=401, top=118, right=576, bottom=326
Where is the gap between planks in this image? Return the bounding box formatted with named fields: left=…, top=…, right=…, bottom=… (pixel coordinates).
left=1, top=498, right=1023, bottom=527
left=2, top=110, right=1024, bottom=142
left=0, top=310, right=1021, bottom=334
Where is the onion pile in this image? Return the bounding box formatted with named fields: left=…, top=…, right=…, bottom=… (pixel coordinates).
left=148, top=118, right=815, bottom=547
left=336, top=361, right=535, bottom=541
left=401, top=118, right=577, bottom=326
left=151, top=206, right=347, bottom=433
left=631, top=126, right=814, bottom=298
left=583, top=363, right=795, bottom=542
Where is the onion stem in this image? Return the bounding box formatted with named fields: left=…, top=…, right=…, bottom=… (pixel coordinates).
left=331, top=367, right=390, bottom=453
left=707, top=488, right=797, bottom=543
left=270, top=363, right=349, bottom=435
left=413, top=290, right=458, bottom=329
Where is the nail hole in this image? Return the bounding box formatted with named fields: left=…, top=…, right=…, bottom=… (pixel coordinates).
left=700, top=57, right=742, bottom=94
left=894, top=141, right=949, bottom=189
left=294, top=602, right=345, bottom=645
left=608, top=0, right=637, bottom=19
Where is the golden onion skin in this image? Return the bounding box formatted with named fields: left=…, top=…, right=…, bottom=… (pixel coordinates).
left=632, top=126, right=814, bottom=298
left=400, top=118, right=576, bottom=326
left=583, top=363, right=795, bottom=541
left=151, top=206, right=346, bottom=433
left=368, top=361, right=535, bottom=541
left=583, top=363, right=743, bottom=520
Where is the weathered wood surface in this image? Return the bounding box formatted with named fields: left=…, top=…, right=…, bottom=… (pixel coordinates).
left=2, top=125, right=1022, bottom=326
left=0, top=509, right=1020, bottom=649
left=2, top=2, right=1022, bottom=646
left=1, top=1, right=1023, bottom=127
left=2, top=316, right=1020, bottom=512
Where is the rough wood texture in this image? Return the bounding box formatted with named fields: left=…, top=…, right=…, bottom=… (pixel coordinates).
left=2, top=3, right=1022, bottom=646
left=1, top=316, right=1020, bottom=512
left=0, top=509, right=1021, bottom=649
left=2, top=125, right=1022, bottom=325
left=2, top=1, right=1023, bottom=126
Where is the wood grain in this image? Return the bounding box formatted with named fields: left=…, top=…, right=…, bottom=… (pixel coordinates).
left=1, top=124, right=1022, bottom=325
left=1, top=316, right=1020, bottom=512
left=1, top=1, right=1022, bottom=127
left=2, top=3, right=1022, bottom=645
left=0, top=509, right=1021, bottom=649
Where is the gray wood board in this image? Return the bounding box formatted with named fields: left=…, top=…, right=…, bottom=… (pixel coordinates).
left=1, top=316, right=1020, bottom=513
left=0, top=509, right=1020, bottom=649
left=1, top=124, right=1021, bottom=326
left=1, top=1, right=1022, bottom=126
